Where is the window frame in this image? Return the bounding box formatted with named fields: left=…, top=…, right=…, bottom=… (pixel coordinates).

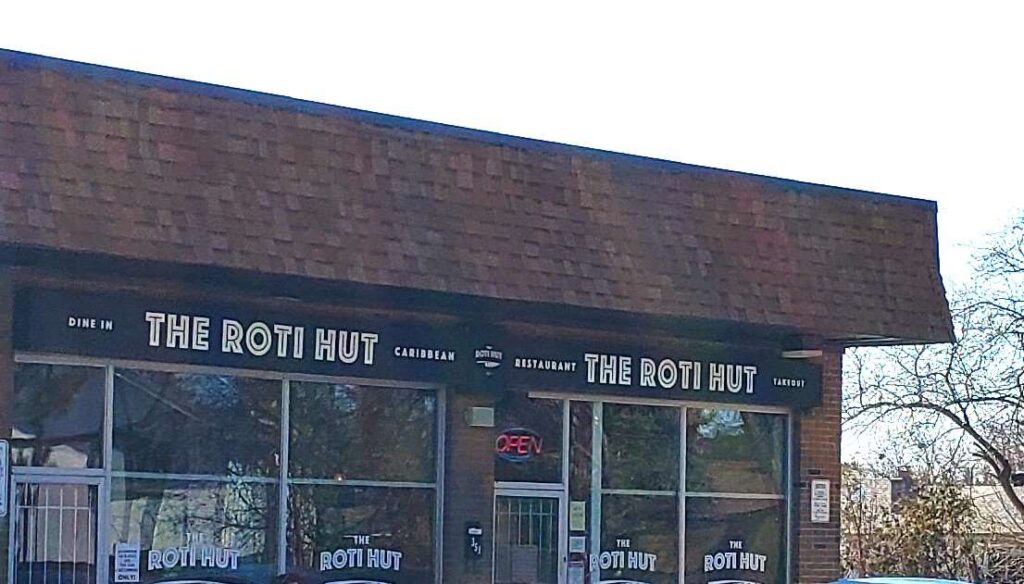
left=12, top=352, right=447, bottom=584
left=527, top=391, right=793, bottom=584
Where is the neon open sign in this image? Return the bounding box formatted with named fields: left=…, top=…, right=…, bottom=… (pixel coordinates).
left=495, top=427, right=543, bottom=462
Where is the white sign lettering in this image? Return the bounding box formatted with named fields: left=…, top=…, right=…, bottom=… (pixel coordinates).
left=597, top=539, right=658, bottom=573
left=143, top=311, right=381, bottom=365
left=585, top=352, right=758, bottom=394
left=703, top=540, right=768, bottom=584
left=319, top=548, right=403, bottom=572
left=394, top=345, right=455, bottom=361
left=146, top=534, right=240, bottom=572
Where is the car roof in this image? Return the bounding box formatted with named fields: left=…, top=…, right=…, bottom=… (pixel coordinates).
left=833, top=578, right=970, bottom=584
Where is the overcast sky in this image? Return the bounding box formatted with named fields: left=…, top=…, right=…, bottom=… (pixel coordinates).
left=3, top=2, right=1021, bottom=285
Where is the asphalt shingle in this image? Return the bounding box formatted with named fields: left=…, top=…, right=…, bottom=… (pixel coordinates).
left=0, top=50, right=952, bottom=343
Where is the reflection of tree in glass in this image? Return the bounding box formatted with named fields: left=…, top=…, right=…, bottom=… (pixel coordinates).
left=286, top=486, right=434, bottom=581
left=684, top=498, right=784, bottom=584
left=695, top=409, right=745, bottom=439
left=112, top=479, right=277, bottom=584
left=288, top=383, right=436, bottom=482
left=182, top=375, right=242, bottom=409
left=494, top=394, right=563, bottom=483
left=687, top=410, right=785, bottom=494
left=12, top=364, right=104, bottom=467
left=601, top=495, right=678, bottom=584
left=602, top=404, right=679, bottom=491
left=569, top=402, right=593, bottom=500
left=113, top=370, right=279, bottom=477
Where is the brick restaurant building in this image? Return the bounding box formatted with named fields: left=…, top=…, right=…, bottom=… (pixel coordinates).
left=0, top=50, right=951, bottom=584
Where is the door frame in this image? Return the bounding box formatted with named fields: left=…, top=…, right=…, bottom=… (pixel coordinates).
left=8, top=470, right=109, bottom=584
left=492, top=484, right=568, bottom=584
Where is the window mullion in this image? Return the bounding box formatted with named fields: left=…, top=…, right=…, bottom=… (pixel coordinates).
left=277, top=378, right=290, bottom=575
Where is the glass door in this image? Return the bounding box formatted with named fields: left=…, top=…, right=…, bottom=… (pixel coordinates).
left=494, top=490, right=564, bottom=584
left=9, top=475, right=103, bottom=584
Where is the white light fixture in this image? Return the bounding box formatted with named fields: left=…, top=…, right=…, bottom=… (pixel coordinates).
left=465, top=407, right=495, bottom=428
left=781, top=349, right=823, bottom=359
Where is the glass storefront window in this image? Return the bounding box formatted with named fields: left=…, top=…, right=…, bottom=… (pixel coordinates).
left=600, top=494, right=679, bottom=584
left=686, top=409, right=787, bottom=494
left=14, top=355, right=446, bottom=583
left=288, top=382, right=436, bottom=483
left=684, top=497, right=786, bottom=584
left=602, top=404, right=679, bottom=491
left=12, top=355, right=791, bottom=584
left=12, top=363, right=105, bottom=468
left=109, top=478, right=278, bottom=584
left=112, top=369, right=281, bottom=477
left=286, top=485, right=435, bottom=584
left=568, top=401, right=592, bottom=501
left=494, top=394, right=563, bottom=483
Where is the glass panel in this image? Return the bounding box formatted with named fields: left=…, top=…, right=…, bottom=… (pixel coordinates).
left=288, top=382, right=436, bottom=482
left=684, top=497, right=785, bottom=584
left=13, top=364, right=105, bottom=468
left=568, top=401, right=593, bottom=543
left=108, top=478, right=277, bottom=584
left=13, top=482, right=98, bottom=584
left=286, top=485, right=434, bottom=584
left=112, top=369, right=280, bottom=477
left=568, top=401, right=592, bottom=501
left=494, top=496, right=559, bottom=584
left=494, top=394, right=563, bottom=483
left=600, top=494, right=678, bottom=584
left=686, top=409, right=787, bottom=494
left=602, top=404, right=679, bottom=491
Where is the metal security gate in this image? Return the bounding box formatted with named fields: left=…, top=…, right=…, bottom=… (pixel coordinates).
left=9, top=476, right=102, bottom=584
left=494, top=493, right=563, bottom=584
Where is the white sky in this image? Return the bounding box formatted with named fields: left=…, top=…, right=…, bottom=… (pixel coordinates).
left=3, top=2, right=1022, bottom=468
left=3, top=1, right=1022, bottom=283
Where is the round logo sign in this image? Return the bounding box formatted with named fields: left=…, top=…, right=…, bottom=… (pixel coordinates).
left=474, top=345, right=504, bottom=369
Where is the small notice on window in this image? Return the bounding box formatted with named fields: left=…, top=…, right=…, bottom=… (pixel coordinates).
left=811, top=479, right=830, bottom=523
left=570, top=501, right=587, bottom=531
left=114, top=543, right=141, bottom=583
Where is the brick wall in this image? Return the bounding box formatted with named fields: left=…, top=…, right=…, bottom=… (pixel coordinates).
left=795, top=346, right=843, bottom=583
left=442, top=391, right=497, bottom=583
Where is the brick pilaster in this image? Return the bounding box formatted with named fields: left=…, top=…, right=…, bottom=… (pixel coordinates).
left=795, top=346, right=843, bottom=583
left=442, top=391, right=496, bottom=583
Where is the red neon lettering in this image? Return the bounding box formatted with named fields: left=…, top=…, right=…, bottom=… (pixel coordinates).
left=496, top=431, right=544, bottom=457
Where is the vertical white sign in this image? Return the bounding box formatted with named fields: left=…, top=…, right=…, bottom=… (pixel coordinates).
left=0, top=440, right=9, bottom=517
left=114, top=543, right=141, bottom=583
left=811, top=479, right=830, bottom=523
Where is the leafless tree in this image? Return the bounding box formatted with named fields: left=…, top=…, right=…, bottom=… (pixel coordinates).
left=845, top=213, right=1024, bottom=525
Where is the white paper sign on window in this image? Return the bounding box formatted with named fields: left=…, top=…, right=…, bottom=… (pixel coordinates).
left=114, top=543, right=141, bottom=583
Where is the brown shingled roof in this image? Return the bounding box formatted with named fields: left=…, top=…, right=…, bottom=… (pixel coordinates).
left=0, top=50, right=952, bottom=344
